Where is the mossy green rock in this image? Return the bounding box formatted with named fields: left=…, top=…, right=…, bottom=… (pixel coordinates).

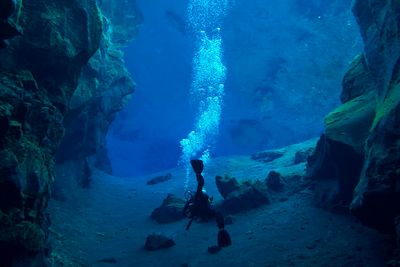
left=0, top=212, right=45, bottom=253
left=309, top=0, right=400, bottom=233
left=341, top=54, right=375, bottom=103
left=325, top=91, right=376, bottom=154
left=0, top=0, right=104, bottom=265
left=15, top=221, right=46, bottom=253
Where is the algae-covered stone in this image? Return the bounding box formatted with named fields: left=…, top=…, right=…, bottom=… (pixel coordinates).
left=0, top=150, right=23, bottom=211
left=15, top=221, right=45, bottom=253
left=0, top=210, right=13, bottom=242
left=0, top=0, right=106, bottom=264
left=324, top=91, right=376, bottom=154
left=307, top=0, right=400, bottom=232
left=351, top=101, right=400, bottom=231
left=341, top=54, right=375, bottom=103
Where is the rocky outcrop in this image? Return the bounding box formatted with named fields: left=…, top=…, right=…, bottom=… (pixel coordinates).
left=220, top=182, right=270, bottom=214
left=56, top=1, right=142, bottom=182
left=0, top=0, right=141, bottom=265
left=216, top=175, right=270, bottom=214
left=151, top=194, right=186, bottom=224
left=306, top=135, right=364, bottom=213
left=266, top=171, right=284, bottom=191
left=144, top=233, right=175, bottom=251
left=215, top=175, right=241, bottom=198
left=147, top=173, right=173, bottom=185
left=308, top=0, right=400, bottom=232
left=0, top=0, right=20, bottom=49
left=349, top=0, right=400, bottom=232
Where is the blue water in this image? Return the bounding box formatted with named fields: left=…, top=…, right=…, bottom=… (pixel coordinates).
left=106, top=0, right=362, bottom=177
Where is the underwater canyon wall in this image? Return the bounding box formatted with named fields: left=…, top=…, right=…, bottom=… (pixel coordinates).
left=55, top=0, right=142, bottom=186
left=308, top=0, right=400, bottom=232
left=0, top=0, right=141, bottom=265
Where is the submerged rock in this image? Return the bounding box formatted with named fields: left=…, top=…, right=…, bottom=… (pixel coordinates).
left=215, top=175, right=241, bottom=198
left=306, top=0, right=400, bottom=233
left=340, top=54, right=375, bottom=103
left=266, top=171, right=284, bottom=191
left=306, top=135, right=363, bottom=213
left=146, top=173, right=172, bottom=185
left=351, top=0, right=400, bottom=232
left=0, top=0, right=141, bottom=264
left=14, top=221, right=46, bottom=253
left=219, top=180, right=270, bottom=214
left=151, top=194, right=185, bottom=224
left=251, top=150, right=284, bottom=163
left=294, top=147, right=314, bottom=164
left=55, top=0, right=142, bottom=175
left=144, top=233, right=175, bottom=251
left=0, top=0, right=19, bottom=49
left=351, top=102, right=400, bottom=231
left=215, top=175, right=270, bottom=214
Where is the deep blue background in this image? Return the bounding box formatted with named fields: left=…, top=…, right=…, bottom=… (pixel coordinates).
left=107, top=0, right=194, bottom=176
left=106, top=0, right=361, bottom=177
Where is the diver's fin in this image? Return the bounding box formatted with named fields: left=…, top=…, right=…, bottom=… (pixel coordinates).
left=217, top=229, right=232, bottom=247
left=190, top=159, right=204, bottom=174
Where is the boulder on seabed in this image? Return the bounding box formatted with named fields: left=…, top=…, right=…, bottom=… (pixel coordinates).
left=215, top=175, right=241, bottom=199
left=150, top=194, right=186, bottom=224
left=216, top=175, right=270, bottom=214
left=251, top=150, right=284, bottom=163
left=221, top=183, right=270, bottom=214
left=144, top=233, right=175, bottom=251
left=146, top=173, right=172, bottom=185
left=294, top=147, right=315, bottom=164
left=266, top=171, right=284, bottom=191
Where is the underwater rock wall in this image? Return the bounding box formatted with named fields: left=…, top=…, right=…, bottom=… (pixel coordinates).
left=308, top=0, right=400, bottom=232
left=0, top=0, right=141, bottom=265
left=350, top=0, right=400, bottom=231
left=56, top=1, right=142, bottom=182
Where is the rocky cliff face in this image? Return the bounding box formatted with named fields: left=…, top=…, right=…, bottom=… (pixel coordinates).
left=55, top=0, right=142, bottom=186
left=308, top=0, right=400, bottom=233
left=0, top=0, right=140, bottom=265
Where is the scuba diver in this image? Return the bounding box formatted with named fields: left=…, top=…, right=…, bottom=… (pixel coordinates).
left=183, top=159, right=232, bottom=251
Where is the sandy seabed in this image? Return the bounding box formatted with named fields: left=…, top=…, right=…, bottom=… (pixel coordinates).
left=49, top=151, right=389, bottom=267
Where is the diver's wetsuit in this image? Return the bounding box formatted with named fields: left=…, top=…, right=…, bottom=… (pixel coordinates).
left=183, top=159, right=231, bottom=248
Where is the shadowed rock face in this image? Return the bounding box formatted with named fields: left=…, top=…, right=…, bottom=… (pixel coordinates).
left=0, top=0, right=141, bottom=265
left=55, top=0, right=142, bottom=181
left=308, top=0, right=400, bottom=233
left=350, top=0, right=400, bottom=232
